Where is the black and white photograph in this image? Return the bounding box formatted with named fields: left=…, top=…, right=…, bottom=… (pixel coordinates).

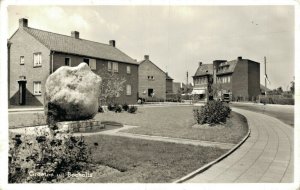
left=0, top=0, right=299, bottom=189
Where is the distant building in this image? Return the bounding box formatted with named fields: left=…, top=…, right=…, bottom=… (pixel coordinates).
left=166, top=73, right=173, bottom=94
left=192, top=62, right=213, bottom=100
left=8, top=18, right=138, bottom=106
left=138, top=55, right=174, bottom=101
left=172, top=82, right=181, bottom=94
left=192, top=56, right=260, bottom=101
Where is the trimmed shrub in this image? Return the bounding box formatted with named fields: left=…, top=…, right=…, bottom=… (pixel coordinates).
left=128, top=106, right=138, bottom=114
left=107, top=103, right=116, bottom=111
left=98, top=105, right=104, bottom=113
left=193, top=100, right=231, bottom=125
left=166, top=94, right=182, bottom=102
left=122, top=103, right=129, bottom=111
left=115, top=105, right=122, bottom=113
left=259, top=97, right=294, bottom=105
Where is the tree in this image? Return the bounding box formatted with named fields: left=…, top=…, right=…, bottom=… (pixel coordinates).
left=290, top=81, right=295, bottom=94
left=97, top=70, right=126, bottom=105
left=277, top=86, right=283, bottom=94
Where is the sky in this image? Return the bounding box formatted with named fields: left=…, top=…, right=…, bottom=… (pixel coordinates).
left=7, top=5, right=295, bottom=90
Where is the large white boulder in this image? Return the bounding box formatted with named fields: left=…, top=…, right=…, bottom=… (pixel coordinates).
left=44, top=62, right=102, bottom=121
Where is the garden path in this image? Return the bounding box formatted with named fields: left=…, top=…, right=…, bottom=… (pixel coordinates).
left=185, top=108, right=294, bottom=183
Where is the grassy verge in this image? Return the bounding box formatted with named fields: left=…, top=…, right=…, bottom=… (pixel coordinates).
left=73, top=135, right=228, bottom=183
left=94, top=106, right=248, bottom=144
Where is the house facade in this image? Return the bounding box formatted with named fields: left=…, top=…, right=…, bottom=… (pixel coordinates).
left=138, top=55, right=173, bottom=101
left=8, top=18, right=138, bottom=106
left=192, top=62, right=213, bottom=101
left=192, top=56, right=260, bottom=101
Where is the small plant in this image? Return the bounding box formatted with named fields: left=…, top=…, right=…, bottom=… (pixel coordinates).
left=128, top=106, right=138, bottom=114
left=122, top=103, right=129, bottom=111
left=115, top=105, right=122, bottom=113
left=107, top=103, right=116, bottom=111
left=98, top=105, right=104, bottom=113
left=193, top=100, right=231, bottom=125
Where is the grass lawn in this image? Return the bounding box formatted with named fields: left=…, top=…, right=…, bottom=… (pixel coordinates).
left=231, top=103, right=294, bottom=127
left=69, top=135, right=228, bottom=183
left=94, top=106, right=248, bottom=144
left=9, top=111, right=46, bottom=128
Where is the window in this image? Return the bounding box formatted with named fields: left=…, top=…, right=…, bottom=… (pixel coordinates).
left=20, top=56, right=24, bottom=65
left=126, top=84, right=132, bottom=95
left=33, top=81, right=41, bottom=95
left=127, top=66, right=131, bottom=74
left=89, top=59, right=96, bottom=70
left=148, top=76, right=154, bottom=80
left=108, top=61, right=112, bottom=71
left=83, top=58, right=89, bottom=65
left=228, top=76, right=231, bottom=83
left=33, top=53, right=42, bottom=67
left=65, top=57, right=71, bottom=66
left=113, top=62, right=118, bottom=72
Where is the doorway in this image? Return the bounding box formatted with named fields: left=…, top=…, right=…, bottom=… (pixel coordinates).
left=148, top=89, right=154, bottom=97
left=18, top=80, right=27, bottom=105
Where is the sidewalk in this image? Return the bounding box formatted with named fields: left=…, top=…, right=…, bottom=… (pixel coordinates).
left=185, top=108, right=294, bottom=183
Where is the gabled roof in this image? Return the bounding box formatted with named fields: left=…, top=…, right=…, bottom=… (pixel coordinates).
left=166, top=73, right=173, bottom=80
left=139, top=59, right=166, bottom=74
left=21, top=27, right=137, bottom=64
left=193, top=64, right=213, bottom=77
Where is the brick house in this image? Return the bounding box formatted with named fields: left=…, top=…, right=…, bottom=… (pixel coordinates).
left=192, top=56, right=260, bottom=101
left=138, top=55, right=173, bottom=101
left=8, top=18, right=138, bottom=106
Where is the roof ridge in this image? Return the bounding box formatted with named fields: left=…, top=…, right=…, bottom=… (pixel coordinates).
left=25, top=27, right=112, bottom=47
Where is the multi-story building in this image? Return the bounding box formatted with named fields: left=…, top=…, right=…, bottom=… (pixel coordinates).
left=8, top=18, right=139, bottom=106
left=192, top=62, right=213, bottom=100
left=138, top=55, right=173, bottom=101
left=192, top=57, right=260, bottom=101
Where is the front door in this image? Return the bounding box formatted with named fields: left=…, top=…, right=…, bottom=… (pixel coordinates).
left=148, top=89, right=154, bottom=97
left=18, top=81, right=26, bottom=105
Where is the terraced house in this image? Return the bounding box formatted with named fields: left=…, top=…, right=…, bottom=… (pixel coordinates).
left=192, top=57, right=260, bottom=101
left=8, top=18, right=138, bottom=106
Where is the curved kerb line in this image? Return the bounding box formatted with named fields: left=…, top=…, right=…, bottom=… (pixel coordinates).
left=173, top=126, right=251, bottom=183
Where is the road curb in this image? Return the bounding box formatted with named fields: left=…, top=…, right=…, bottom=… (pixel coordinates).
left=173, top=126, right=251, bottom=183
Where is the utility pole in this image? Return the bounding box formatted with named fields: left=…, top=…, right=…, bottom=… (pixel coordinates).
left=186, top=71, right=188, bottom=94
left=264, top=56, right=267, bottom=95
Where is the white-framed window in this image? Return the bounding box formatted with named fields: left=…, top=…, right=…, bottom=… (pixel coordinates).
left=65, top=57, right=71, bottom=66
left=108, top=61, right=112, bottom=71
left=20, top=56, right=25, bottom=65
left=148, top=76, right=154, bottom=80
left=33, top=81, right=41, bottom=95
left=89, top=58, right=96, bottom=70
left=126, top=84, right=132, bottom=95
left=127, top=65, right=131, bottom=74
left=112, top=62, right=118, bottom=72
left=33, top=52, right=42, bottom=67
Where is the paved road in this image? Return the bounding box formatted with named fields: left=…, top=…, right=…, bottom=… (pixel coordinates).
left=186, top=108, right=294, bottom=183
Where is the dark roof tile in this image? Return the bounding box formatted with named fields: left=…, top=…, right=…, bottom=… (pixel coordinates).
left=23, top=27, right=137, bottom=64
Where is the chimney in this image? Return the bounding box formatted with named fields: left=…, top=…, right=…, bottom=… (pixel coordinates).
left=237, top=56, right=242, bottom=61
left=19, top=18, right=28, bottom=28
left=109, top=40, right=116, bottom=47
left=144, top=55, right=149, bottom=60
left=199, top=62, right=202, bottom=67
left=71, top=31, right=80, bottom=39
